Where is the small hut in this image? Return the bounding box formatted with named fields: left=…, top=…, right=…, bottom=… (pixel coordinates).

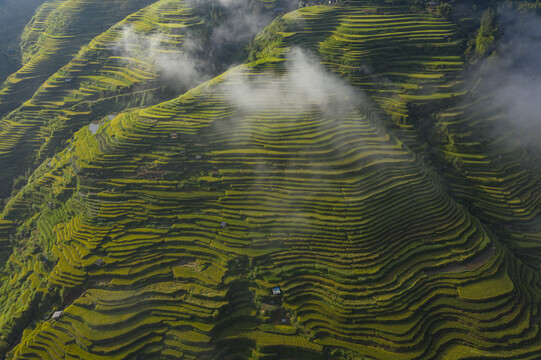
left=272, top=286, right=281, bottom=296
left=51, top=311, right=63, bottom=320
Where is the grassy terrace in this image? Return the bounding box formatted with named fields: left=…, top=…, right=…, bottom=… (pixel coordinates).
left=0, top=0, right=203, bottom=196
left=0, top=0, right=156, bottom=116
left=433, top=92, right=541, bottom=268
left=6, top=46, right=541, bottom=360
left=288, top=2, right=465, bottom=133
left=1, top=1, right=540, bottom=359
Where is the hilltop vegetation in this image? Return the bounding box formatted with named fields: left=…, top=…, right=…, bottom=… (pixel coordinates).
left=0, top=0, right=540, bottom=359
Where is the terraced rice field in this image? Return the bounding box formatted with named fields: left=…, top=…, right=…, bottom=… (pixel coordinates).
left=1, top=1, right=541, bottom=359
left=0, top=0, right=204, bottom=195
left=282, top=4, right=464, bottom=123
left=433, top=93, right=541, bottom=268
left=0, top=0, right=157, bottom=116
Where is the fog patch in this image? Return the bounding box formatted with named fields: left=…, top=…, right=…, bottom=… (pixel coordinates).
left=478, top=10, right=541, bottom=147
left=224, top=47, right=359, bottom=116
left=113, top=0, right=286, bottom=90
left=114, top=26, right=208, bottom=89
left=209, top=5, right=272, bottom=53
left=213, top=47, right=382, bottom=236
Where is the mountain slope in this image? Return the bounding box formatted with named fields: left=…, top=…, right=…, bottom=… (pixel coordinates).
left=0, top=0, right=204, bottom=197
left=0, top=0, right=47, bottom=83
left=0, top=1, right=541, bottom=359
left=0, top=0, right=155, bottom=116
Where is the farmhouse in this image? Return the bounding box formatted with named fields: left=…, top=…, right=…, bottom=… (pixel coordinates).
left=272, top=286, right=281, bottom=295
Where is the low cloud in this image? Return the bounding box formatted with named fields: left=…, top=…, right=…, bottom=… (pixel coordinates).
left=479, top=10, right=541, bottom=146
left=113, top=0, right=288, bottom=90
left=115, top=26, right=208, bottom=89
left=224, top=47, right=359, bottom=115
left=214, top=47, right=367, bottom=231
left=210, top=10, right=271, bottom=55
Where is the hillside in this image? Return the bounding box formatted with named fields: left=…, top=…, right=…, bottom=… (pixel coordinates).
left=0, top=0, right=47, bottom=82
left=0, top=0, right=540, bottom=359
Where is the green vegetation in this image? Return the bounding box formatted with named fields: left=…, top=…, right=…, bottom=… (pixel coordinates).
left=476, top=8, right=498, bottom=57
left=0, top=0, right=46, bottom=82
left=0, top=0, right=540, bottom=359
left=0, top=0, right=156, bottom=117
left=437, top=3, right=452, bottom=19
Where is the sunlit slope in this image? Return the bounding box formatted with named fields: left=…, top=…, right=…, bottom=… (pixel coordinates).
left=254, top=1, right=464, bottom=146
left=18, top=0, right=65, bottom=65
left=278, top=3, right=541, bottom=267
left=0, top=0, right=465, bottom=196
left=3, top=48, right=541, bottom=359
left=0, top=0, right=155, bottom=116
left=0, top=0, right=203, bottom=196
left=1, top=2, right=541, bottom=360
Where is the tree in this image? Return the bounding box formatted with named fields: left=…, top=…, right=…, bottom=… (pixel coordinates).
left=437, top=3, right=452, bottom=19
left=476, top=8, right=498, bottom=57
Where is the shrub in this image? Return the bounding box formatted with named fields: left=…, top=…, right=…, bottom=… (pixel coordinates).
left=437, top=3, right=452, bottom=19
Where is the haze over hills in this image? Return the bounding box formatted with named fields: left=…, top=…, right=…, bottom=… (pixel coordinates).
left=0, top=0, right=540, bottom=359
